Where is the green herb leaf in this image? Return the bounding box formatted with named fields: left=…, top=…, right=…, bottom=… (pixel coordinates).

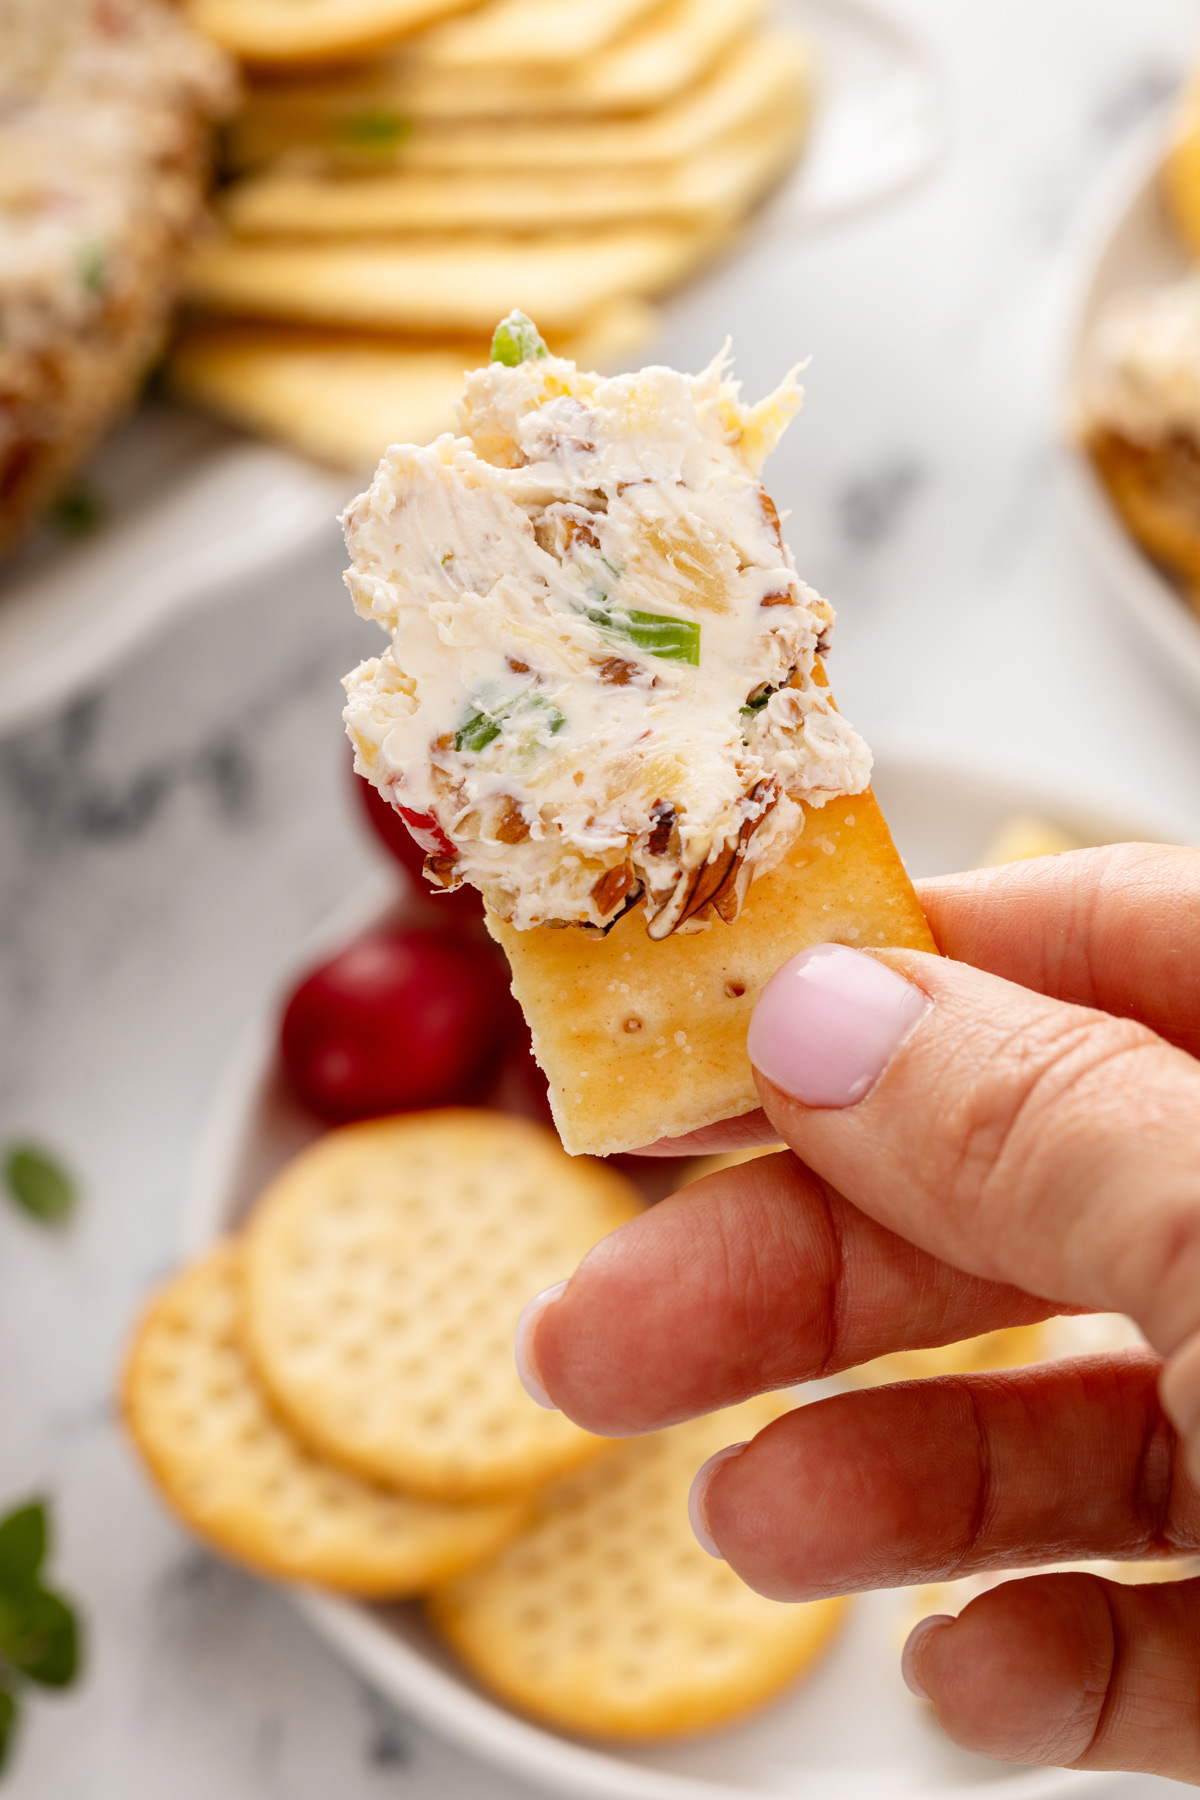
left=48, top=486, right=106, bottom=541
left=587, top=605, right=700, bottom=666
left=0, top=1506, right=46, bottom=1596
left=0, top=1588, right=79, bottom=1689
left=79, top=242, right=108, bottom=295
left=337, top=108, right=410, bottom=149
left=0, top=1686, right=17, bottom=1775
left=4, top=1147, right=76, bottom=1226
left=454, top=710, right=503, bottom=754
left=740, top=689, right=771, bottom=717
left=490, top=311, right=549, bottom=368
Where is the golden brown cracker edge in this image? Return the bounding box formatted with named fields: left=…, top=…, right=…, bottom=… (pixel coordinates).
left=489, top=787, right=936, bottom=1157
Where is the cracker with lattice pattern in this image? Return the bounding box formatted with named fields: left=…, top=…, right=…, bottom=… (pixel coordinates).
left=241, top=1112, right=642, bottom=1503
left=123, top=1246, right=526, bottom=1594
left=429, top=1394, right=848, bottom=1740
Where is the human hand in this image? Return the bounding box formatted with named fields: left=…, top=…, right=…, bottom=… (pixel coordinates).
left=515, top=845, right=1200, bottom=1782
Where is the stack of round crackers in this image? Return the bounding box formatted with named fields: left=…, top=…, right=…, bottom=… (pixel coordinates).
left=123, top=1108, right=848, bottom=1740
left=169, top=0, right=814, bottom=468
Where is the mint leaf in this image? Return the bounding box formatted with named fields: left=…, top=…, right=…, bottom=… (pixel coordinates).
left=4, top=1147, right=76, bottom=1226
left=0, top=1687, right=17, bottom=1775
left=491, top=311, right=549, bottom=367
left=337, top=108, right=410, bottom=149
left=0, top=1506, right=46, bottom=1596
left=0, top=1589, right=78, bottom=1690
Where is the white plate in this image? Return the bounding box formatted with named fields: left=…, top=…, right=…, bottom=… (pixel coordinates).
left=0, top=0, right=943, bottom=739
left=1061, top=114, right=1200, bottom=710
left=0, top=402, right=346, bottom=737
left=182, top=754, right=1173, bottom=1800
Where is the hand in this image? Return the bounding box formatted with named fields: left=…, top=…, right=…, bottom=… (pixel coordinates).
left=515, top=845, right=1200, bottom=1783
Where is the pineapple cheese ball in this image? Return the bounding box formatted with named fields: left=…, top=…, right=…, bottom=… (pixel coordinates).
left=344, top=314, right=932, bottom=1154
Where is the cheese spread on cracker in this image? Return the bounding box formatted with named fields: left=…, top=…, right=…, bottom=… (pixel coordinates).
left=343, top=314, right=870, bottom=937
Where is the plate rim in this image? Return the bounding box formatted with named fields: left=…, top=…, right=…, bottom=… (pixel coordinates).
left=1058, top=110, right=1200, bottom=709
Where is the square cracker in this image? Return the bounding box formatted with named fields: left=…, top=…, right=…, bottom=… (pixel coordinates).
left=167, top=300, right=655, bottom=471
left=185, top=228, right=720, bottom=335
left=488, top=788, right=936, bottom=1158
left=186, top=0, right=474, bottom=65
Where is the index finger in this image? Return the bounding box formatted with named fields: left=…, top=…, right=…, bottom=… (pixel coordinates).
left=916, top=844, right=1200, bottom=1059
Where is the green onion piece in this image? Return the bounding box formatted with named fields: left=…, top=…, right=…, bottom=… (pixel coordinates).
left=491, top=311, right=549, bottom=367
left=588, top=603, right=700, bottom=666
left=4, top=1146, right=76, bottom=1226
left=624, top=610, right=700, bottom=665
left=740, top=690, right=771, bottom=717
left=79, top=243, right=108, bottom=295
left=337, top=108, right=410, bottom=149
left=454, top=711, right=503, bottom=754
left=48, top=485, right=106, bottom=541
left=454, top=693, right=565, bottom=754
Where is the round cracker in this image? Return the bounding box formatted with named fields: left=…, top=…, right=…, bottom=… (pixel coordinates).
left=853, top=1323, right=1047, bottom=1388
left=428, top=1394, right=848, bottom=1740
left=241, top=1111, right=642, bottom=1502
left=123, top=1246, right=525, bottom=1595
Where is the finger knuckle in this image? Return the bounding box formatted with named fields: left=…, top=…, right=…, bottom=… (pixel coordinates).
left=942, top=1008, right=1157, bottom=1231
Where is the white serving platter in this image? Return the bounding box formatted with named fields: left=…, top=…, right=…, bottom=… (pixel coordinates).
left=1061, top=114, right=1200, bottom=710
left=0, top=0, right=945, bottom=740
left=182, top=754, right=1178, bottom=1800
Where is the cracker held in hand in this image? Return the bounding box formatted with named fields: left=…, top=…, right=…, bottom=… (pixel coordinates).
left=241, top=1112, right=641, bottom=1502
left=123, top=1247, right=526, bottom=1594
left=429, top=1395, right=848, bottom=1740
left=343, top=319, right=935, bottom=1156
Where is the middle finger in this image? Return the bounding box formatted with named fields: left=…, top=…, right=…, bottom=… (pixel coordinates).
left=530, top=1153, right=1060, bottom=1436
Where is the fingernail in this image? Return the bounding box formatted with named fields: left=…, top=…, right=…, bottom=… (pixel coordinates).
left=901, top=1614, right=955, bottom=1700
left=514, top=1281, right=568, bottom=1411
left=688, top=1442, right=749, bottom=1559
left=748, top=944, right=932, bottom=1109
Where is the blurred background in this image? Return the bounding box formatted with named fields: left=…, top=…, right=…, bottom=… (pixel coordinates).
left=4, top=1, right=1200, bottom=1796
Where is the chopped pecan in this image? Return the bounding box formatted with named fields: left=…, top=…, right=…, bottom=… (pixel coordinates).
left=656, top=781, right=781, bottom=934
left=760, top=489, right=785, bottom=549
left=424, top=853, right=460, bottom=890
left=507, top=657, right=530, bottom=674
left=596, top=656, right=638, bottom=685
left=565, top=516, right=600, bottom=551
left=760, top=589, right=795, bottom=607
left=647, top=801, right=676, bottom=858
left=493, top=797, right=530, bottom=845
left=591, top=863, right=635, bottom=917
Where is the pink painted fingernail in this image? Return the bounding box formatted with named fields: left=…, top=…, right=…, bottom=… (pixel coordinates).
left=748, top=945, right=932, bottom=1109
left=688, top=1442, right=750, bottom=1559
left=901, top=1614, right=955, bottom=1700
left=514, top=1281, right=568, bottom=1411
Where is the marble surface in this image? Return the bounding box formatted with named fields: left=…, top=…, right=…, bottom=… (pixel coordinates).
left=3, top=2, right=1200, bottom=1795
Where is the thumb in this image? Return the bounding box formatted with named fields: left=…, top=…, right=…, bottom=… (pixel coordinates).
left=746, top=944, right=1200, bottom=1363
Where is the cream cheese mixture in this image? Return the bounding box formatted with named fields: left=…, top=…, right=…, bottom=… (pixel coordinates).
left=1081, top=276, right=1200, bottom=446
left=343, top=316, right=870, bottom=936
